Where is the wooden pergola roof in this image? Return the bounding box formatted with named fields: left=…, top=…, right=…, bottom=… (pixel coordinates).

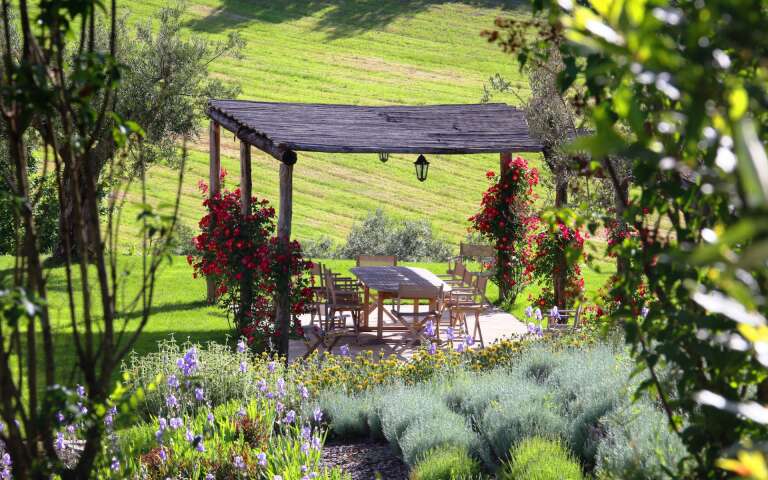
left=207, top=100, right=543, bottom=164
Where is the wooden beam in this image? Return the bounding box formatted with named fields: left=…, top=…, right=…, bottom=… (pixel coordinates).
left=276, top=162, right=294, bottom=360
left=207, top=108, right=297, bottom=164
left=206, top=121, right=221, bottom=304
left=239, top=142, right=253, bottom=327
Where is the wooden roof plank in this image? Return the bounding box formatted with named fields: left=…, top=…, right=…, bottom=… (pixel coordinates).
left=207, top=99, right=543, bottom=160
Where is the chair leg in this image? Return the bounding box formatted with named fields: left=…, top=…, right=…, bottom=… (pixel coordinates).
left=473, top=311, right=484, bottom=348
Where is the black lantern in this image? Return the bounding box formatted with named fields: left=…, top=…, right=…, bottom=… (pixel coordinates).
left=379, top=152, right=389, bottom=163
left=414, top=154, right=429, bottom=182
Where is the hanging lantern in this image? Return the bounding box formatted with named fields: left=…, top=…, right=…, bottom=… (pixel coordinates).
left=414, top=154, right=429, bottom=182
left=379, top=152, right=389, bottom=163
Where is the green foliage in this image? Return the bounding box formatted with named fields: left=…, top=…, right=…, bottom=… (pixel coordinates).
left=487, top=0, right=768, bottom=475
left=339, top=209, right=453, bottom=262
left=595, top=401, right=690, bottom=480
left=410, top=446, right=484, bottom=480
left=501, top=437, right=584, bottom=480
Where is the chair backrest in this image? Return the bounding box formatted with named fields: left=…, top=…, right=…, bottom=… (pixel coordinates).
left=310, top=262, right=324, bottom=287
left=460, top=243, right=495, bottom=258
left=356, top=255, right=397, bottom=267
left=452, top=260, right=466, bottom=279
left=461, top=268, right=474, bottom=288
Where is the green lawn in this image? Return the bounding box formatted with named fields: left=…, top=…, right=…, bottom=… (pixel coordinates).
left=114, top=0, right=536, bottom=251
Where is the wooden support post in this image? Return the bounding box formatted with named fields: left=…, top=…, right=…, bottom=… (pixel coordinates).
left=239, top=142, right=252, bottom=327
left=500, top=151, right=512, bottom=176
left=206, top=121, right=221, bottom=304
left=498, top=152, right=512, bottom=301
left=276, top=162, right=294, bottom=360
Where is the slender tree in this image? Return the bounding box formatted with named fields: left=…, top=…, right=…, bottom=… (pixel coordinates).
left=0, top=0, right=184, bottom=477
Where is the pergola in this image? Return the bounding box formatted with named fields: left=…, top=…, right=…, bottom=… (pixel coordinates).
left=205, top=99, right=543, bottom=356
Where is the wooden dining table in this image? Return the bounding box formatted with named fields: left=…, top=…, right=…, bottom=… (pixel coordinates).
left=350, top=266, right=447, bottom=341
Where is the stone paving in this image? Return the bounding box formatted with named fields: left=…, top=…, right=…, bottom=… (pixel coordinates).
left=288, top=305, right=527, bottom=360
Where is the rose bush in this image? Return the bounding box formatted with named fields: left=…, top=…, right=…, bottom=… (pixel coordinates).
left=190, top=176, right=312, bottom=351
left=469, top=155, right=540, bottom=303
left=527, top=222, right=585, bottom=309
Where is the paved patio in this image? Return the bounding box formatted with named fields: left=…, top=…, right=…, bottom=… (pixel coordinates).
left=288, top=306, right=528, bottom=360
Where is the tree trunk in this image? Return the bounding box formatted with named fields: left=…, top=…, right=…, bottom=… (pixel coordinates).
left=498, top=152, right=512, bottom=301
left=614, top=178, right=630, bottom=275
left=554, top=174, right=568, bottom=309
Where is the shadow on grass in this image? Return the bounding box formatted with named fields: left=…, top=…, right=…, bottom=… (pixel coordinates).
left=186, top=0, right=526, bottom=38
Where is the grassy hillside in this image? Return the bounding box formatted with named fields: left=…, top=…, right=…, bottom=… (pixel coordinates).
left=116, top=0, right=535, bottom=250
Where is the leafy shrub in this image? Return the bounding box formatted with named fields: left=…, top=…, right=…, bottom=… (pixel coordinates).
left=170, top=222, right=198, bottom=256
left=480, top=393, right=567, bottom=463
left=399, top=409, right=477, bottom=466
left=410, top=445, right=484, bottom=480
left=123, top=338, right=307, bottom=420
left=301, top=235, right=338, bottom=259
left=338, top=209, right=453, bottom=262
left=500, top=436, right=584, bottom=480
left=595, top=401, right=689, bottom=479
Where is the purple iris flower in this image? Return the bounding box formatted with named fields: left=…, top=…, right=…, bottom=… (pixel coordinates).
left=301, top=442, right=310, bottom=455
left=165, top=394, right=178, bottom=409
left=207, top=412, right=215, bottom=424
left=169, top=417, right=183, bottom=430
left=277, top=378, right=286, bottom=397
left=233, top=455, right=246, bottom=469
left=313, top=407, right=323, bottom=423
left=311, top=435, right=322, bottom=450
left=194, top=387, right=205, bottom=402
left=534, top=308, right=542, bottom=321
left=76, top=385, right=86, bottom=398
left=299, top=385, right=309, bottom=399
left=525, top=306, right=533, bottom=318
left=196, top=440, right=205, bottom=452
left=257, top=379, right=268, bottom=392
left=110, top=457, right=120, bottom=472
left=301, top=426, right=311, bottom=439
left=465, top=335, right=474, bottom=347
left=56, top=412, right=65, bottom=423
left=641, top=306, right=650, bottom=318
left=237, top=339, right=247, bottom=353
left=284, top=410, right=296, bottom=424
left=423, top=320, right=435, bottom=337
left=455, top=343, right=465, bottom=353
left=239, top=361, right=248, bottom=373
left=55, top=432, right=65, bottom=450
left=268, top=361, right=277, bottom=373
left=446, top=327, right=455, bottom=341
left=167, top=375, right=180, bottom=389
left=339, top=344, right=350, bottom=356
left=158, top=448, right=167, bottom=462
left=428, top=342, right=437, bottom=355
left=257, top=452, right=267, bottom=466
left=177, top=347, right=199, bottom=376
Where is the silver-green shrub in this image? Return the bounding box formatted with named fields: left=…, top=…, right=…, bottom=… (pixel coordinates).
left=479, top=386, right=567, bottom=462
left=541, top=346, right=631, bottom=464
left=379, top=384, right=438, bottom=449
left=399, top=409, right=477, bottom=466
left=595, top=400, right=689, bottom=479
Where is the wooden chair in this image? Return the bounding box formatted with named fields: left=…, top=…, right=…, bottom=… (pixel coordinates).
left=447, top=274, right=490, bottom=348
left=356, top=255, right=397, bottom=267
left=545, top=305, right=583, bottom=333
left=308, top=262, right=327, bottom=326
left=438, top=259, right=465, bottom=283
left=324, top=269, right=365, bottom=331
left=391, top=284, right=444, bottom=347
